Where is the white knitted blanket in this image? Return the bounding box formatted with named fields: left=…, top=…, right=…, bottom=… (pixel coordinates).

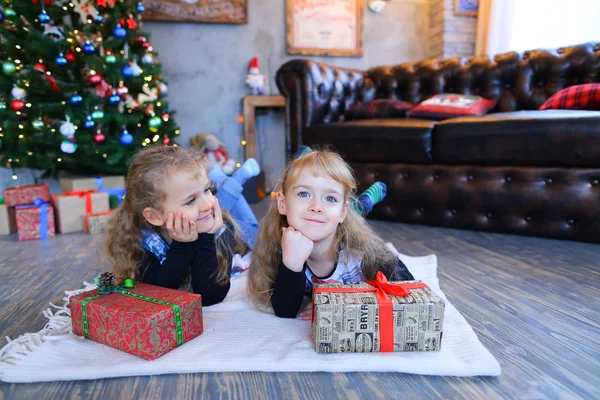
left=0, top=245, right=501, bottom=382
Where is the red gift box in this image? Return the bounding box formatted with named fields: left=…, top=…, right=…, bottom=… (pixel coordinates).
left=3, top=183, right=51, bottom=207
left=15, top=203, right=56, bottom=241
left=70, top=283, right=203, bottom=360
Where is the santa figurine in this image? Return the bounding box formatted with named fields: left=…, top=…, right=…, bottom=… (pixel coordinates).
left=190, top=133, right=237, bottom=175
left=245, top=57, right=268, bottom=95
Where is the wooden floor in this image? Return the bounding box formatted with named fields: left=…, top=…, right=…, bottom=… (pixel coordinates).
left=1, top=216, right=599, bottom=399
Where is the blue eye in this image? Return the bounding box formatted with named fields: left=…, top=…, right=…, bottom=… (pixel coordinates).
left=325, top=196, right=338, bottom=203
left=298, top=191, right=310, bottom=198
left=185, top=197, right=196, bottom=206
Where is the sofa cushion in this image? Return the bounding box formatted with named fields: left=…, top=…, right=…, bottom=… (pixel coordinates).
left=432, top=110, right=600, bottom=167
left=344, top=99, right=414, bottom=121
left=303, top=119, right=434, bottom=163
left=407, top=94, right=496, bottom=120
left=539, top=83, right=600, bottom=111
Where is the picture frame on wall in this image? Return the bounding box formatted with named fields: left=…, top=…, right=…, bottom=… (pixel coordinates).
left=142, top=0, right=248, bottom=24
left=454, top=0, right=479, bottom=16
left=286, top=0, right=364, bottom=57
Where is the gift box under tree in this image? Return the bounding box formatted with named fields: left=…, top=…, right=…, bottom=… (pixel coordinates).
left=0, top=198, right=16, bottom=236
left=15, top=201, right=56, bottom=241
left=84, top=211, right=114, bottom=235
left=312, top=272, right=445, bottom=353
left=53, top=191, right=110, bottom=233
left=60, top=177, right=126, bottom=210
left=70, top=275, right=203, bottom=360
left=2, top=183, right=51, bottom=207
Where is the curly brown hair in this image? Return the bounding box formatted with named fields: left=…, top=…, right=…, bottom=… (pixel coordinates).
left=106, top=145, right=244, bottom=284
left=247, top=150, right=400, bottom=308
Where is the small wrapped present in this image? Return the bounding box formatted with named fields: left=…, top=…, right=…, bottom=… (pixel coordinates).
left=106, top=188, right=126, bottom=209
left=60, top=176, right=125, bottom=192
left=0, top=199, right=17, bottom=236
left=70, top=274, right=203, bottom=360
left=84, top=210, right=113, bottom=235
left=312, top=272, right=444, bottom=353
left=15, top=200, right=56, bottom=241
left=53, top=191, right=110, bottom=233
left=2, top=183, right=51, bottom=207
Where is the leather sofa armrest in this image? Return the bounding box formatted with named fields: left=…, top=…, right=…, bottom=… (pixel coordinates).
left=276, top=59, right=371, bottom=155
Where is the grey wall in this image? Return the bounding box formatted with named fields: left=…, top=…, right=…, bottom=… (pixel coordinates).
left=0, top=0, right=430, bottom=193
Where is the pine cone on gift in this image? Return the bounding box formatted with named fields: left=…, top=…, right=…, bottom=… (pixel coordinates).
left=96, top=272, right=123, bottom=294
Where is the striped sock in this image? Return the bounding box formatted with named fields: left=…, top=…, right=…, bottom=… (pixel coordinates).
left=352, top=182, right=387, bottom=215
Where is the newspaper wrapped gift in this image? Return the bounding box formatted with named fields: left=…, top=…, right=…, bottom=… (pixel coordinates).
left=15, top=200, right=56, bottom=241
left=84, top=210, right=113, bottom=235
left=53, top=191, right=109, bottom=233
left=0, top=199, right=16, bottom=235
left=2, top=183, right=51, bottom=207
left=312, top=271, right=444, bottom=353
left=60, top=176, right=125, bottom=192
left=70, top=277, right=203, bottom=360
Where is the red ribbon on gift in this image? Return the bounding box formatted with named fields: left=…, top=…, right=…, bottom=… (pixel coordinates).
left=313, top=271, right=427, bottom=352
left=64, top=190, right=95, bottom=214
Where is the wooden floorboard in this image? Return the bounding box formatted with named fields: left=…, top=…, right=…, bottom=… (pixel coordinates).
left=1, top=217, right=599, bottom=399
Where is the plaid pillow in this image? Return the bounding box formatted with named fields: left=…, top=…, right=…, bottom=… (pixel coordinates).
left=539, top=83, right=600, bottom=110
left=407, top=94, right=496, bottom=120
left=344, top=99, right=414, bottom=121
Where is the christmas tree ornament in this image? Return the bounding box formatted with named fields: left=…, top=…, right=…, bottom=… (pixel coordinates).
left=119, top=129, right=133, bottom=145
left=94, top=14, right=104, bottom=24
left=3, top=61, right=16, bottom=75
left=72, top=0, right=99, bottom=23
left=142, top=53, right=153, bottom=64
left=10, top=100, right=25, bottom=111
left=138, top=86, right=159, bottom=104
left=142, top=42, right=151, bottom=50
left=149, top=116, right=162, bottom=129
left=137, top=2, right=145, bottom=12
left=135, top=35, right=146, bottom=45
left=116, top=85, right=129, bottom=96
left=159, top=82, right=168, bottom=95
left=61, top=139, right=77, bottom=154
left=125, top=16, right=137, bottom=30
left=0, top=102, right=6, bottom=110
left=82, top=41, right=96, bottom=55
left=105, top=53, right=116, bottom=64
left=70, top=94, right=83, bottom=105
left=65, top=52, right=76, bottom=62
left=121, top=64, right=133, bottom=78
left=55, top=53, right=68, bottom=66
left=11, top=86, right=26, bottom=100
left=163, top=136, right=170, bottom=145
left=60, top=116, right=76, bottom=137
left=38, top=10, right=50, bottom=24
left=113, top=24, right=126, bottom=39
left=32, top=119, right=45, bottom=130
left=4, top=8, right=16, bottom=18
left=89, top=74, right=102, bottom=85
left=93, top=131, right=106, bottom=144
left=84, top=116, right=95, bottom=129
left=43, top=24, right=64, bottom=40
left=129, top=62, right=142, bottom=77
left=161, top=112, right=170, bottom=122
left=91, top=110, right=104, bottom=120
left=108, top=91, right=121, bottom=105
left=0, top=10, right=4, bottom=22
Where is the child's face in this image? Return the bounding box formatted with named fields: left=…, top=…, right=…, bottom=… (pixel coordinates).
left=158, top=168, right=218, bottom=234
left=277, top=168, right=349, bottom=244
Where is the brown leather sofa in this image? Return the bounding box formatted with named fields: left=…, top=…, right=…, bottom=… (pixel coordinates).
left=276, top=42, right=600, bottom=243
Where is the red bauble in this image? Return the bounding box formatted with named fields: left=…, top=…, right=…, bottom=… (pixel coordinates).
left=89, top=74, right=102, bottom=85
left=93, top=132, right=106, bottom=144
left=163, top=137, right=171, bottom=145
left=161, top=112, right=170, bottom=121
left=135, top=35, right=146, bottom=45
left=116, top=85, right=129, bottom=96
left=142, top=42, right=151, bottom=49
left=65, top=53, right=76, bottom=62
left=11, top=100, right=25, bottom=112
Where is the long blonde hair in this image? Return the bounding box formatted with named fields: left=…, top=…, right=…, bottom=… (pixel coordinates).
left=106, top=145, right=244, bottom=284
left=248, top=150, right=400, bottom=307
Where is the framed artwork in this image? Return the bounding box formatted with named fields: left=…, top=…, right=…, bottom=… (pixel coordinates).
left=286, top=0, right=363, bottom=57
left=454, top=0, right=478, bottom=16
left=142, top=0, right=248, bottom=24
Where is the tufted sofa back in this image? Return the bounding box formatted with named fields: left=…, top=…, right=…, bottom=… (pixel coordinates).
left=277, top=42, right=600, bottom=147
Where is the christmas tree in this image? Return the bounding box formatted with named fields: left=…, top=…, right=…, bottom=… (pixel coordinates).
left=0, top=0, right=180, bottom=176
